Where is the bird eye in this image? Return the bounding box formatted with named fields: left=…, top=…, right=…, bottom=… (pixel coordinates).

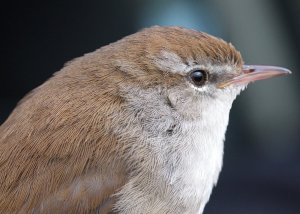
left=189, top=70, right=208, bottom=86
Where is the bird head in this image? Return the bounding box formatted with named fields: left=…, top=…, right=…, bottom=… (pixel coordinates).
left=108, top=26, right=290, bottom=120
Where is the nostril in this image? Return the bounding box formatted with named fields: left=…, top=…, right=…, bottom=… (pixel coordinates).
left=243, top=68, right=255, bottom=74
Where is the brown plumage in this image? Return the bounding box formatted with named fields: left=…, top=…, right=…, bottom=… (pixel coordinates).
left=0, top=26, right=288, bottom=214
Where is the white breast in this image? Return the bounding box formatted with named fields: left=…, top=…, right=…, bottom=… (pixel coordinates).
left=156, top=95, right=232, bottom=213
left=176, top=120, right=226, bottom=213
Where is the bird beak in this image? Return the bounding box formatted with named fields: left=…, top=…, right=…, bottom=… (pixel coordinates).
left=217, top=65, right=291, bottom=89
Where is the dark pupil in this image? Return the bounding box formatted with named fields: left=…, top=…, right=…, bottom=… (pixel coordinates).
left=191, top=70, right=204, bottom=83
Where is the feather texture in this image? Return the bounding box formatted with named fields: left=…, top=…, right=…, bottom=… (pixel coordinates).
left=0, top=26, right=244, bottom=213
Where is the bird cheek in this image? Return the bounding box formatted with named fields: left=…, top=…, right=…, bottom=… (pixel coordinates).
left=167, top=89, right=191, bottom=112
left=167, top=92, right=180, bottom=108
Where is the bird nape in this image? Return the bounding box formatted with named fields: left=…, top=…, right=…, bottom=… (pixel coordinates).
left=0, top=26, right=291, bottom=214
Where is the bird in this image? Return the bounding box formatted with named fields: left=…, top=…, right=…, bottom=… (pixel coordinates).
left=0, top=26, right=291, bottom=214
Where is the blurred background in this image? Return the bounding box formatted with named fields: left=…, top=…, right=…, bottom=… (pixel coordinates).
left=0, top=0, right=299, bottom=213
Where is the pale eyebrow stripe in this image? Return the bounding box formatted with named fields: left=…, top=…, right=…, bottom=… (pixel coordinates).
left=153, top=50, right=188, bottom=74
left=154, top=50, right=236, bottom=77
